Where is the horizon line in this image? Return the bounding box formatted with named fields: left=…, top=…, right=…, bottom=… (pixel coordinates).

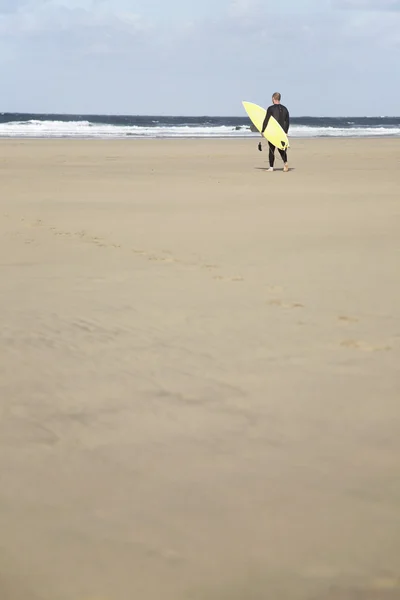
left=1, top=111, right=398, bottom=119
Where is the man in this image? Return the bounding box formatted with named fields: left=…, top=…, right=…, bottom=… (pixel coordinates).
left=261, top=92, right=290, bottom=172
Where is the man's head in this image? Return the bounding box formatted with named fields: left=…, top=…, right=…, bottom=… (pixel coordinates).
left=272, top=92, right=281, bottom=104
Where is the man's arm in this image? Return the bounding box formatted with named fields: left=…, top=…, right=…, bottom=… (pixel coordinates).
left=283, top=108, right=290, bottom=134
left=261, top=106, right=272, bottom=134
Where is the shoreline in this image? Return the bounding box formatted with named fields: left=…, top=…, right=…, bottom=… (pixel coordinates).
left=1, top=134, right=400, bottom=141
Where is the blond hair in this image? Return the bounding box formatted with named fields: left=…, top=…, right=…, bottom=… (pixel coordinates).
left=272, top=92, right=281, bottom=101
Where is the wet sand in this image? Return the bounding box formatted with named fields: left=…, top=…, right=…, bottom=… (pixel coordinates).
left=1, top=138, right=400, bottom=599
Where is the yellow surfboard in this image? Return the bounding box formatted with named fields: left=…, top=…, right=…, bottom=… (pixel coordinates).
left=242, top=101, right=290, bottom=150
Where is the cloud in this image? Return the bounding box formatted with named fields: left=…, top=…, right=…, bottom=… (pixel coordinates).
left=228, top=0, right=262, bottom=18
left=0, top=1, right=149, bottom=37
left=333, top=0, right=400, bottom=10
left=0, top=0, right=30, bottom=13
left=0, top=0, right=399, bottom=115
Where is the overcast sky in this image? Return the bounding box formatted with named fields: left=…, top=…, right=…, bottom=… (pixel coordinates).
left=0, top=0, right=399, bottom=116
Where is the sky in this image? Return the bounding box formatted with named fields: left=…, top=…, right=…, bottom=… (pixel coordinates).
left=0, top=0, right=399, bottom=116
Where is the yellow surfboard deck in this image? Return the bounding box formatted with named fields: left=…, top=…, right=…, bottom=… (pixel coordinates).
left=242, top=101, right=289, bottom=150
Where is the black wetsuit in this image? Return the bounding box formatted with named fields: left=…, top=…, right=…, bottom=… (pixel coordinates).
left=261, top=104, right=290, bottom=167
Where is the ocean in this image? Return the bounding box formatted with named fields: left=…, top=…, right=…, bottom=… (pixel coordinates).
left=1, top=113, right=399, bottom=139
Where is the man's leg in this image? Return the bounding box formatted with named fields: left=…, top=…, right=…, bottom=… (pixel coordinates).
left=278, top=148, right=289, bottom=172
left=268, top=142, right=276, bottom=170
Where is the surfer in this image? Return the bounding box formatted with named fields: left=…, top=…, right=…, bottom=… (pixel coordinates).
left=261, top=93, right=290, bottom=172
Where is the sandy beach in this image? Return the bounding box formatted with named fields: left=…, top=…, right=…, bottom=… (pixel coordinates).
left=1, top=138, right=400, bottom=600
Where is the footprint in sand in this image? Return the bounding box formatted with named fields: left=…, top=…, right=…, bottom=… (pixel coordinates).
left=54, top=230, right=72, bottom=237
left=266, top=299, right=304, bottom=309
left=90, top=236, right=108, bottom=246
left=338, top=315, right=359, bottom=324
left=213, top=275, right=244, bottom=282
left=102, top=242, right=121, bottom=249
left=72, top=231, right=115, bottom=247
left=340, top=339, right=392, bottom=352
left=148, top=254, right=177, bottom=263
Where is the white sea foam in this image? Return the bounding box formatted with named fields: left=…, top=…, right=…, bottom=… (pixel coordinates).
left=290, top=125, right=400, bottom=138
left=0, top=119, right=399, bottom=139
left=0, top=120, right=246, bottom=138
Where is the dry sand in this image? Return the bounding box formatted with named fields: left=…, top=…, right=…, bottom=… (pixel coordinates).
left=0, top=138, right=399, bottom=600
